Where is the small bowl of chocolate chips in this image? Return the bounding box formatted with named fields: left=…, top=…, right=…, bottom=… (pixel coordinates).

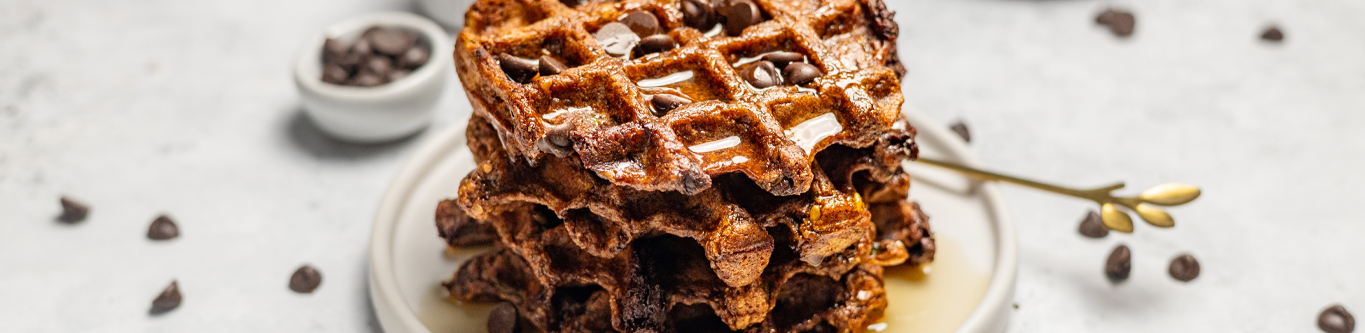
left=293, top=12, right=451, bottom=143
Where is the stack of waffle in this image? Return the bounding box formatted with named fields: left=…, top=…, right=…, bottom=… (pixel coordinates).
left=436, top=0, right=935, bottom=331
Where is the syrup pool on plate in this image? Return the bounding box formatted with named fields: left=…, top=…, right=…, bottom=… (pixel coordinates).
left=873, top=235, right=992, bottom=333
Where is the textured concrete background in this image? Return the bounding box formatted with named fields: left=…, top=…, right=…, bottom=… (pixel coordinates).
left=1, top=0, right=1362, bottom=332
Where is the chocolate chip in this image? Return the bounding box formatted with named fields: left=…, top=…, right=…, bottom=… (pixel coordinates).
left=147, top=215, right=179, bottom=240
left=1261, top=26, right=1284, bottom=42
left=323, top=38, right=349, bottom=62
left=1319, top=305, right=1356, bottom=333
left=1077, top=210, right=1108, bottom=238
left=368, top=27, right=417, bottom=56
left=725, top=0, right=762, bottom=36
left=762, top=51, right=804, bottom=68
left=637, top=34, right=677, bottom=56
left=351, top=73, right=384, bottom=87
left=622, top=11, right=660, bottom=37
left=681, top=0, right=715, bottom=30
left=289, top=265, right=323, bottom=293
left=538, top=56, right=567, bottom=77
left=650, top=94, right=692, bottom=116
left=497, top=53, right=539, bottom=83
left=1095, top=9, right=1135, bottom=37
left=595, top=22, right=641, bottom=57
left=58, top=196, right=89, bottom=223
left=364, top=56, right=394, bottom=77
left=351, top=38, right=373, bottom=55
left=1105, top=244, right=1131, bottom=282
left=782, top=62, right=821, bottom=85
left=536, top=122, right=576, bottom=157
left=949, top=120, right=971, bottom=143
left=322, top=64, right=350, bottom=85
left=399, top=46, right=430, bottom=69
left=488, top=302, right=519, bottom=333
left=741, top=60, right=780, bottom=88
left=1168, top=254, right=1200, bottom=282
left=387, top=69, right=411, bottom=82
left=150, top=281, right=182, bottom=314
left=559, top=0, right=581, bottom=7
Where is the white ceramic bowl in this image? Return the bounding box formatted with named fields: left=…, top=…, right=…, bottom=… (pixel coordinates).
left=416, top=0, right=477, bottom=29
left=367, top=107, right=1018, bottom=333
left=293, top=12, right=451, bottom=143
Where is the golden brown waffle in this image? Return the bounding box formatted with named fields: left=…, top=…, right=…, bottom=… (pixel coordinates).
left=455, top=0, right=907, bottom=196
left=443, top=198, right=929, bottom=333
left=456, top=115, right=918, bottom=288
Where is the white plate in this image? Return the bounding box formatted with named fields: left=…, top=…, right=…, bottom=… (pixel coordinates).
left=369, top=109, right=1018, bottom=333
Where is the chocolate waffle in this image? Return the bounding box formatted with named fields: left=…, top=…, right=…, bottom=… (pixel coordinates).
left=456, top=115, right=918, bottom=288
left=442, top=196, right=931, bottom=333
left=456, top=0, right=907, bottom=196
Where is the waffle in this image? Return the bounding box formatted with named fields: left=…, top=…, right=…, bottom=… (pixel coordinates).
left=455, top=0, right=907, bottom=196
left=456, top=115, right=918, bottom=288
left=443, top=197, right=930, bottom=333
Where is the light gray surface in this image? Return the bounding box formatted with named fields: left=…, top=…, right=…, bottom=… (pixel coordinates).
left=1, top=0, right=1361, bottom=332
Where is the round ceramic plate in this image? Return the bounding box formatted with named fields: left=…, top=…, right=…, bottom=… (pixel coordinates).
left=369, top=108, right=1017, bottom=333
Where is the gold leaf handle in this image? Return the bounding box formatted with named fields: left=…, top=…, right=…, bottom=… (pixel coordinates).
left=914, top=157, right=1199, bottom=233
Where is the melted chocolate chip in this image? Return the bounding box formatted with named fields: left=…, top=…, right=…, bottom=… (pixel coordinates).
left=622, top=11, right=660, bottom=37
left=725, top=0, right=762, bottom=36
left=1319, top=305, right=1356, bottom=333
left=762, top=51, right=804, bottom=68
left=536, top=122, right=576, bottom=157
left=150, top=281, right=182, bottom=314
left=741, top=60, right=780, bottom=88
left=681, top=0, right=715, bottom=30
left=1077, top=210, right=1108, bottom=238
left=1168, top=254, right=1200, bottom=282
left=497, top=53, right=539, bottom=83
left=594, top=22, right=641, bottom=57
left=638, top=35, right=677, bottom=56
left=650, top=94, right=692, bottom=116
left=782, top=62, right=821, bottom=85
left=289, top=265, right=323, bottom=293
left=488, top=302, right=519, bottom=333
left=539, top=56, right=568, bottom=76
left=147, top=215, right=179, bottom=240
left=58, top=196, right=89, bottom=223
left=1105, top=244, right=1131, bottom=282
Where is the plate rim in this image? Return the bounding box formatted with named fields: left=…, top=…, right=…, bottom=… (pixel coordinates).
left=368, top=110, right=1018, bottom=333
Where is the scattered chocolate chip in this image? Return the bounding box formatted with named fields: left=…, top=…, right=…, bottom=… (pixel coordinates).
left=1095, top=9, right=1135, bottom=37
left=488, top=302, right=519, bottom=333
left=1168, top=254, right=1200, bottom=282
left=949, top=120, right=972, bottom=143
left=399, top=46, right=431, bottom=69
left=368, top=27, right=417, bottom=56
left=1077, top=210, right=1108, bottom=238
left=147, top=215, right=179, bottom=240
left=741, top=60, right=780, bottom=88
left=637, top=35, right=677, bottom=56
left=650, top=94, right=692, bottom=116
left=595, top=22, right=641, bottom=57
left=364, top=56, right=394, bottom=77
left=497, top=53, right=539, bottom=83
left=782, top=62, right=821, bottom=85
left=387, top=69, right=411, bottom=82
left=762, top=51, right=804, bottom=68
left=539, top=56, right=567, bottom=77
left=725, top=0, right=762, bottom=36
left=1319, top=305, right=1356, bottom=333
left=622, top=11, right=660, bottom=37
left=1261, top=26, right=1284, bottom=42
left=150, top=281, right=182, bottom=314
left=322, top=64, right=350, bottom=84
left=536, top=122, right=577, bottom=157
left=681, top=0, right=715, bottom=30
left=351, top=73, right=384, bottom=87
left=1105, top=244, right=1131, bottom=282
left=289, top=265, right=323, bottom=293
left=58, top=196, right=89, bottom=223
